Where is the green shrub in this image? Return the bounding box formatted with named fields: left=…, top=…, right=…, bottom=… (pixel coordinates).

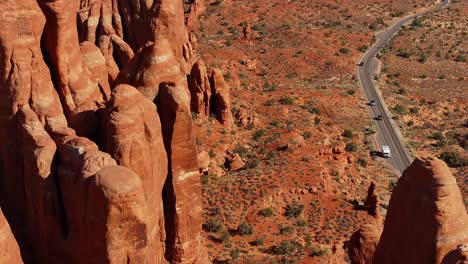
left=279, top=96, right=295, bottom=105
left=279, top=225, right=295, bottom=235
left=357, top=45, right=368, bottom=52
left=393, top=104, right=407, bottom=115
left=220, top=230, right=230, bottom=244
left=397, top=50, right=411, bottom=58
left=285, top=202, right=304, bottom=218
left=208, top=149, right=216, bottom=158
left=259, top=207, right=275, bottom=217
left=339, top=47, right=350, bottom=54
left=252, top=128, right=266, bottom=141
left=314, top=117, right=321, bottom=125
left=357, top=157, right=368, bottom=167
left=230, top=248, right=240, bottom=260
left=439, top=151, right=467, bottom=167
left=237, top=222, right=253, bottom=236
left=343, top=129, right=353, bottom=139
left=275, top=240, right=303, bottom=255
left=264, top=99, right=275, bottom=106
left=201, top=175, right=209, bottom=185
left=250, top=236, right=265, bottom=246
left=204, top=218, right=222, bottom=232
left=345, top=143, right=358, bottom=152
left=295, top=219, right=308, bottom=227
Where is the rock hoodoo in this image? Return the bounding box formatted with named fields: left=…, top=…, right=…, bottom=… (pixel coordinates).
left=188, top=60, right=212, bottom=119
left=364, top=182, right=379, bottom=218
left=209, top=68, right=233, bottom=127
left=0, top=0, right=208, bottom=263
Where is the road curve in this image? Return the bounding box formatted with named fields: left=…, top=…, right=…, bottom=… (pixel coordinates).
left=357, top=0, right=451, bottom=174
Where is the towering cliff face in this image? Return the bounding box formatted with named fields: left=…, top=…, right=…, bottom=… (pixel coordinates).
left=373, top=157, right=468, bottom=263
left=0, top=0, right=207, bottom=263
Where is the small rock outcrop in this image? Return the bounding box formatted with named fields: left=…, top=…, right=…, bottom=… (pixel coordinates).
left=236, top=108, right=259, bottom=128
left=225, top=152, right=245, bottom=171
left=348, top=224, right=382, bottom=264
left=373, top=157, right=468, bottom=264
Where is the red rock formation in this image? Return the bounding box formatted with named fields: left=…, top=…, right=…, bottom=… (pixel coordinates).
left=364, top=182, right=379, bottom=218
left=348, top=224, right=382, bottom=264
left=209, top=68, right=233, bottom=127
left=347, top=183, right=381, bottom=264
left=243, top=22, right=251, bottom=39
left=80, top=41, right=112, bottom=96
left=157, top=81, right=209, bottom=263
left=0, top=0, right=208, bottom=263
left=38, top=0, right=106, bottom=137
left=188, top=60, right=212, bottom=118
left=236, top=108, right=259, bottom=128
left=373, top=157, right=468, bottom=264
left=115, top=15, right=207, bottom=263
left=0, top=209, right=23, bottom=264
left=184, top=0, right=206, bottom=27
left=102, top=84, right=168, bottom=263
left=225, top=152, right=245, bottom=171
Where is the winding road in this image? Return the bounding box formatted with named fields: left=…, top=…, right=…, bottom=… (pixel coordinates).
left=357, top=0, right=451, bottom=174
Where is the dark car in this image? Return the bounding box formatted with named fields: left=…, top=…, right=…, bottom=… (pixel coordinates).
left=369, top=100, right=376, bottom=106
left=358, top=62, right=364, bottom=66
left=375, top=115, right=383, bottom=121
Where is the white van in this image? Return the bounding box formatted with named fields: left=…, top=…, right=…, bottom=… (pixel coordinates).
left=382, top=145, right=391, bottom=158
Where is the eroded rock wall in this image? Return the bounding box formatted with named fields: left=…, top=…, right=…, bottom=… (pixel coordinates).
left=0, top=0, right=208, bottom=263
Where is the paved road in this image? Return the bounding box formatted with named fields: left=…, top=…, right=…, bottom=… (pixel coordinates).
left=358, top=0, right=451, bottom=174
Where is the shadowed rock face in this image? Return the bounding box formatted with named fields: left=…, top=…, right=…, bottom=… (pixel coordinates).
left=0, top=0, right=208, bottom=263
left=373, top=157, right=468, bottom=264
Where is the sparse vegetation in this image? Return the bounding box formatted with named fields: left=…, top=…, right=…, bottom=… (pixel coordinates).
left=285, top=202, right=305, bottom=218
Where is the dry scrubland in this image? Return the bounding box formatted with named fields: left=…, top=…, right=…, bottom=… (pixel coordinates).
left=190, top=0, right=440, bottom=263
left=376, top=0, right=467, bottom=204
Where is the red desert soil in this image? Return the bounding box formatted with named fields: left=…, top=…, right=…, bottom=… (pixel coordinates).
left=376, top=0, right=467, bottom=207
left=190, top=0, right=447, bottom=263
